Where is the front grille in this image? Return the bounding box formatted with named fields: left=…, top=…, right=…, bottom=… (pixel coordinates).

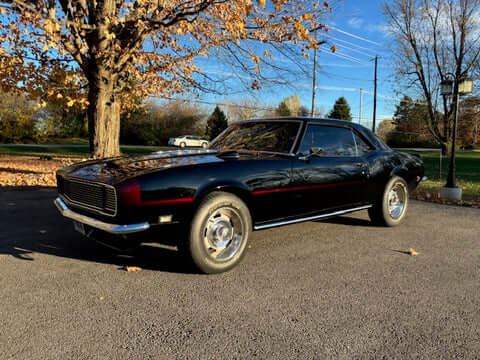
left=58, top=177, right=117, bottom=216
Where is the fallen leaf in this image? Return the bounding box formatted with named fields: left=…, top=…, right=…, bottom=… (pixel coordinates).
left=7, top=202, right=16, bottom=206
left=39, top=230, right=47, bottom=234
left=124, top=266, right=142, bottom=272
left=408, top=248, right=419, bottom=256
left=99, top=296, right=105, bottom=301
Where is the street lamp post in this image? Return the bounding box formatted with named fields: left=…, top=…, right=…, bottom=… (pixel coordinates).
left=474, top=105, right=479, bottom=150
left=439, top=75, right=473, bottom=200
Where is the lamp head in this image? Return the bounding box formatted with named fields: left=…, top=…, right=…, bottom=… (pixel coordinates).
left=440, top=79, right=454, bottom=96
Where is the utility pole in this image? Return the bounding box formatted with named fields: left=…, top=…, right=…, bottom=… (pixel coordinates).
left=372, top=55, right=378, bottom=133
left=359, top=88, right=363, bottom=126
left=311, top=30, right=318, bottom=118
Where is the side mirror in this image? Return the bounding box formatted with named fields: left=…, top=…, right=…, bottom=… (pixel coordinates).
left=299, top=147, right=324, bottom=161
left=310, top=147, right=323, bottom=156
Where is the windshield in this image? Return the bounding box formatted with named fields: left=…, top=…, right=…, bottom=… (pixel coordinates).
left=210, top=121, right=301, bottom=153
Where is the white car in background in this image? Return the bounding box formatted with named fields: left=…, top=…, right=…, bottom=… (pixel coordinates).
left=168, top=135, right=209, bottom=148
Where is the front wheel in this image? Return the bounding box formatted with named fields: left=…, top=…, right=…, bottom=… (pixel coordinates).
left=180, top=142, right=186, bottom=148
left=202, top=142, right=208, bottom=149
left=183, top=192, right=252, bottom=274
left=368, top=176, right=409, bottom=227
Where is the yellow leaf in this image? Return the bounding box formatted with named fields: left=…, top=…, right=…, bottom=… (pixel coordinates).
left=66, top=99, right=74, bottom=107
left=0, top=8, right=5, bottom=15
left=41, top=100, right=47, bottom=108
left=42, top=44, right=48, bottom=52
left=330, top=45, right=337, bottom=53
left=56, top=93, right=63, bottom=99
left=124, top=266, right=142, bottom=272
left=408, top=248, right=419, bottom=256
left=257, top=0, right=266, bottom=9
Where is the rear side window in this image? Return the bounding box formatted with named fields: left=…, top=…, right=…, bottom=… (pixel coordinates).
left=298, top=125, right=357, bottom=156
left=353, top=133, right=373, bottom=155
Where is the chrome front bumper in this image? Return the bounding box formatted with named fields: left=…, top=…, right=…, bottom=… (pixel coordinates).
left=54, top=197, right=150, bottom=235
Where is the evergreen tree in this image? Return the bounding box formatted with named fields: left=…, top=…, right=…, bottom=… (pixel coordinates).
left=206, top=106, right=228, bottom=140
left=276, top=101, right=292, bottom=116
left=393, top=96, right=414, bottom=125
left=298, top=105, right=310, bottom=117
left=393, top=95, right=428, bottom=130
left=327, top=97, right=352, bottom=121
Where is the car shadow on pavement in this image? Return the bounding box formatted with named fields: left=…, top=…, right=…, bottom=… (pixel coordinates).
left=1, top=188, right=197, bottom=274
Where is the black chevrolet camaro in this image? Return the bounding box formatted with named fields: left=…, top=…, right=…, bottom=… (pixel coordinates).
left=55, top=118, right=425, bottom=273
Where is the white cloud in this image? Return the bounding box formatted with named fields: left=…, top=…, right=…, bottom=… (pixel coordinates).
left=347, top=18, right=364, bottom=29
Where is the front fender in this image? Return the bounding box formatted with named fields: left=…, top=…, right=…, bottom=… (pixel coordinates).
left=194, top=181, right=254, bottom=217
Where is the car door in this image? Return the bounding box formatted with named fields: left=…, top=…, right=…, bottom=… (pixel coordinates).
left=291, top=124, right=369, bottom=216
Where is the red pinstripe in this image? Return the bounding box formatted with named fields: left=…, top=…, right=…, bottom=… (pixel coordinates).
left=251, top=180, right=362, bottom=196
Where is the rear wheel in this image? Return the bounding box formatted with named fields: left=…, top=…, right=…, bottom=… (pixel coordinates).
left=180, top=142, right=186, bottom=148
left=202, top=142, right=208, bottom=149
left=368, top=176, right=409, bottom=227
left=183, top=192, right=252, bottom=274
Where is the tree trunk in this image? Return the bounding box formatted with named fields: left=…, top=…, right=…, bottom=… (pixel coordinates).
left=88, top=82, right=121, bottom=159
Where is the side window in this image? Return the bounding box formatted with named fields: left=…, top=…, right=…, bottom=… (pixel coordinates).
left=298, top=125, right=357, bottom=157
left=353, top=133, right=373, bottom=155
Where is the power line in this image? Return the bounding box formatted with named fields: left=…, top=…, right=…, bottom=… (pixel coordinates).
left=336, top=44, right=376, bottom=58
left=322, top=33, right=379, bottom=54
left=329, top=26, right=383, bottom=47
left=318, top=47, right=367, bottom=64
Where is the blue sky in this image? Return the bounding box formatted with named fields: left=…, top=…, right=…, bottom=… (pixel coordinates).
left=197, top=0, right=397, bottom=128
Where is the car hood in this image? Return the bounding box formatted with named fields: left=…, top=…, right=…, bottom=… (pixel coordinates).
left=57, top=149, right=279, bottom=185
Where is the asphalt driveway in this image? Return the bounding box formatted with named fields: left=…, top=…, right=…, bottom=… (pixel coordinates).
left=1, top=189, right=479, bottom=359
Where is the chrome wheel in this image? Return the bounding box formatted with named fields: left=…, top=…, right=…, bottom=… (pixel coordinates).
left=388, top=183, right=406, bottom=219
left=203, top=207, right=245, bottom=262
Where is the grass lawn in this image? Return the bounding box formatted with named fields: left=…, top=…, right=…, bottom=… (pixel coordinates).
left=41, top=137, right=90, bottom=145
left=0, top=144, right=174, bottom=157
left=403, top=150, right=480, bottom=201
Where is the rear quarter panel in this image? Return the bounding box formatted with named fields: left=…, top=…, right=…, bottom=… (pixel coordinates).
left=366, top=150, right=424, bottom=201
